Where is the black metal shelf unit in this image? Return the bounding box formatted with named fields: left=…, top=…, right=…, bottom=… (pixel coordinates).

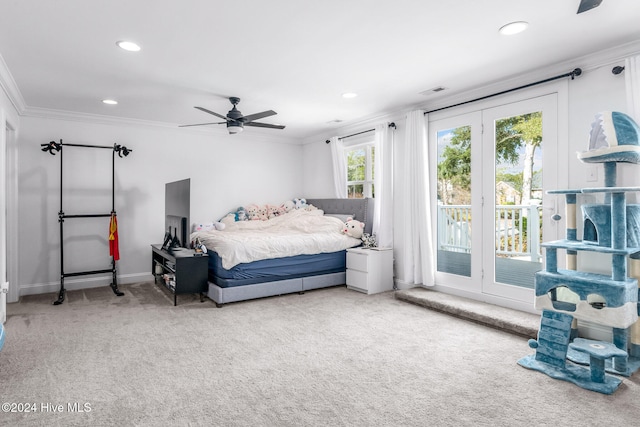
left=41, top=140, right=132, bottom=305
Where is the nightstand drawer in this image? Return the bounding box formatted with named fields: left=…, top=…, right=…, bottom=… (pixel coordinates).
left=346, top=269, right=368, bottom=291
left=347, top=251, right=369, bottom=272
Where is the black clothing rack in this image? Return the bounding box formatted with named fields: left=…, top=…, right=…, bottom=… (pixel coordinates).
left=41, top=140, right=132, bottom=305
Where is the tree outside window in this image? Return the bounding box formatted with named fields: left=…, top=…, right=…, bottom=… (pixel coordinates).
left=346, top=143, right=374, bottom=198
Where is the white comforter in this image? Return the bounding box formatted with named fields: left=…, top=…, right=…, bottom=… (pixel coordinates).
left=191, top=209, right=362, bottom=269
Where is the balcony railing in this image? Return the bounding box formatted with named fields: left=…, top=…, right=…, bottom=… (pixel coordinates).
left=437, top=204, right=542, bottom=262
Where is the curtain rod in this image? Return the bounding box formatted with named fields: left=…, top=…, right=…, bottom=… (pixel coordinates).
left=325, top=122, right=396, bottom=144
left=423, top=67, right=583, bottom=115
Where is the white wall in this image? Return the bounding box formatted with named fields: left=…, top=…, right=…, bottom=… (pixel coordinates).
left=17, top=116, right=303, bottom=295
left=301, top=139, right=335, bottom=198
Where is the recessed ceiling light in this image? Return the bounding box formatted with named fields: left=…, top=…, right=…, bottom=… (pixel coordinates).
left=116, top=40, right=141, bottom=52
left=499, top=21, right=529, bottom=36
left=102, top=99, right=118, bottom=105
left=342, top=92, right=358, bottom=99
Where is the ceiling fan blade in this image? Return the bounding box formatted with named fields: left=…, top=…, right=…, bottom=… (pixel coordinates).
left=577, top=0, right=603, bottom=14
left=242, top=110, right=277, bottom=123
left=194, top=106, right=229, bottom=121
left=178, top=121, right=226, bottom=128
left=244, top=121, right=286, bottom=130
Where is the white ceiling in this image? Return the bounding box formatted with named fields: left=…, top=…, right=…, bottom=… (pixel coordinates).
left=1, top=0, right=640, bottom=140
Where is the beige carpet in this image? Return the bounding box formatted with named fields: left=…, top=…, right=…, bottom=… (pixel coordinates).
left=1, top=283, right=639, bottom=426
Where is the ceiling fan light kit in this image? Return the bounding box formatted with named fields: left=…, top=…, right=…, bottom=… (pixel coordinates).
left=180, top=97, right=285, bottom=134
left=227, top=124, right=243, bottom=134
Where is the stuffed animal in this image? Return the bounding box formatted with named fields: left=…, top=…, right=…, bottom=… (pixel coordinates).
left=245, top=204, right=260, bottom=220
left=342, top=217, right=365, bottom=239
left=293, top=198, right=308, bottom=209
left=282, top=200, right=295, bottom=213
left=361, top=233, right=377, bottom=248
left=267, top=204, right=281, bottom=219
left=193, top=221, right=225, bottom=232
left=234, top=206, right=248, bottom=221
left=257, top=205, right=269, bottom=221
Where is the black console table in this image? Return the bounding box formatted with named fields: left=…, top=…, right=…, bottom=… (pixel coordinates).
left=151, top=244, right=208, bottom=306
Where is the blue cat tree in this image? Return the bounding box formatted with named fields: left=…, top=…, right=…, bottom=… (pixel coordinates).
left=518, top=111, right=640, bottom=394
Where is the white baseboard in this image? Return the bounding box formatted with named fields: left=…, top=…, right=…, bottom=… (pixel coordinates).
left=18, top=273, right=153, bottom=297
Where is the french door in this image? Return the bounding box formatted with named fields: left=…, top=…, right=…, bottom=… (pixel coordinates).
left=431, top=93, right=560, bottom=306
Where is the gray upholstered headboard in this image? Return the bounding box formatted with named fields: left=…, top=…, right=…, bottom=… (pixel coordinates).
left=306, top=198, right=374, bottom=235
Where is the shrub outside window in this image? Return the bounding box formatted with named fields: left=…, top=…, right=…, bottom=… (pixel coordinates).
left=346, top=143, right=374, bottom=199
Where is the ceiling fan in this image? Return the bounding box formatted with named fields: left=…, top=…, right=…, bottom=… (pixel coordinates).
left=180, top=97, right=285, bottom=134
left=577, top=0, right=602, bottom=14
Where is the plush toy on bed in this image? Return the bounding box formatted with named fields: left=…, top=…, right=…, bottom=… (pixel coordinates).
left=341, top=217, right=365, bottom=239
left=193, top=221, right=225, bottom=232
left=246, top=204, right=260, bottom=220
left=282, top=200, right=295, bottom=213
left=234, top=206, right=248, bottom=221
left=267, top=204, right=283, bottom=219
left=258, top=205, right=269, bottom=221
left=293, top=198, right=308, bottom=209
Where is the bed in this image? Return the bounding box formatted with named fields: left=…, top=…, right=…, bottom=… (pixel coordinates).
left=191, top=198, right=374, bottom=306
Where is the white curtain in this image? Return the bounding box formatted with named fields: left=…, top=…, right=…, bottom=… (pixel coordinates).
left=373, top=123, right=394, bottom=248
left=400, top=110, right=434, bottom=286
left=625, top=55, right=640, bottom=122
left=329, top=136, right=347, bottom=198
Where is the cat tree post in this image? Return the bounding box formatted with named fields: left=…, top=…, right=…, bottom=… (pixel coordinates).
left=565, top=193, right=579, bottom=337
left=631, top=255, right=640, bottom=358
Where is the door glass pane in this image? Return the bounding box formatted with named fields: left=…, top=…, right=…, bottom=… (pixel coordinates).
left=436, top=125, right=471, bottom=277
left=494, top=112, right=543, bottom=288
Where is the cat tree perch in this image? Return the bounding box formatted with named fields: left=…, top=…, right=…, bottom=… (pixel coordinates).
left=518, top=111, right=640, bottom=394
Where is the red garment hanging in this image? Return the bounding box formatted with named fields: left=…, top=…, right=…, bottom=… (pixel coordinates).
left=109, top=213, right=120, bottom=261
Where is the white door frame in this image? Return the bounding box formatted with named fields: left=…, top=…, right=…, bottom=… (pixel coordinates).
left=430, top=111, right=482, bottom=293
left=429, top=81, right=569, bottom=312
left=481, top=93, right=560, bottom=302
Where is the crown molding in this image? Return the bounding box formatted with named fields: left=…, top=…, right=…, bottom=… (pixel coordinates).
left=21, top=105, right=302, bottom=145
left=0, top=53, right=26, bottom=114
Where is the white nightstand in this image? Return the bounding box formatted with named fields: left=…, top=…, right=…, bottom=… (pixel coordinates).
left=346, top=247, right=393, bottom=294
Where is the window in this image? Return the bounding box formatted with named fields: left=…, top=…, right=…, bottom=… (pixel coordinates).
left=346, top=142, right=375, bottom=198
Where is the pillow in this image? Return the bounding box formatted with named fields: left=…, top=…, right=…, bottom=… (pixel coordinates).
left=325, top=213, right=355, bottom=223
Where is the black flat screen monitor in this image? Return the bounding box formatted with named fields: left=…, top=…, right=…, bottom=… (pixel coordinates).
left=165, top=178, right=190, bottom=248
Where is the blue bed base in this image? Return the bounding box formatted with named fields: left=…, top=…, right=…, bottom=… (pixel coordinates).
left=209, top=251, right=347, bottom=287
left=207, top=251, right=348, bottom=306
